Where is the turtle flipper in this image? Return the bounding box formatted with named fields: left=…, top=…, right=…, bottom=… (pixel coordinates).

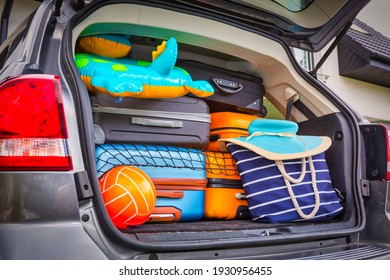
left=184, top=81, right=214, bottom=98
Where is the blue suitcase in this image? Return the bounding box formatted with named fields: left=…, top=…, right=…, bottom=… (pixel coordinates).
left=96, top=143, right=206, bottom=222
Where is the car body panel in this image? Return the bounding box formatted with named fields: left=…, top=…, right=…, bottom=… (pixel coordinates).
left=0, top=0, right=389, bottom=260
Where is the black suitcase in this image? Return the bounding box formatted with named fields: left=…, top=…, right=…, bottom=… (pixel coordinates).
left=91, top=94, right=211, bottom=149
left=176, top=60, right=267, bottom=117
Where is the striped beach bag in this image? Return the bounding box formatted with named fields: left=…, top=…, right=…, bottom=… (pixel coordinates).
left=218, top=119, right=343, bottom=223
left=226, top=143, right=343, bottom=223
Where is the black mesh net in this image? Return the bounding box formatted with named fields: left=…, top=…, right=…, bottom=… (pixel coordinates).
left=96, top=143, right=206, bottom=177
left=204, top=151, right=239, bottom=177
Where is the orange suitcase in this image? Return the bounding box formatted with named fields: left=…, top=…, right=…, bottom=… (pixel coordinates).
left=203, top=151, right=250, bottom=220
left=207, top=112, right=260, bottom=151
left=204, top=179, right=250, bottom=220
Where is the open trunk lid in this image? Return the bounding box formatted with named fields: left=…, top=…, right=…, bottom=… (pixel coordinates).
left=167, top=0, right=370, bottom=51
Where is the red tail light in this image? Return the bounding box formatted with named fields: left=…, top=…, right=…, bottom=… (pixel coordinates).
left=0, top=75, right=73, bottom=171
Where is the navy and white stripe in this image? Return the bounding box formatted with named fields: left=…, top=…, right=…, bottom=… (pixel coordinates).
left=226, top=143, right=343, bottom=223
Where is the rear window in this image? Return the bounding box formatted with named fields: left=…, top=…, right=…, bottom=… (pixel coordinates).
left=272, top=0, right=313, bottom=12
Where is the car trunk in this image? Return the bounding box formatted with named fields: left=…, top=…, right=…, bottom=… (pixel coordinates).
left=62, top=0, right=383, bottom=258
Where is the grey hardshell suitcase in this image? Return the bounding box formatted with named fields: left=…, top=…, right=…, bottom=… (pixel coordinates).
left=91, top=94, right=211, bottom=149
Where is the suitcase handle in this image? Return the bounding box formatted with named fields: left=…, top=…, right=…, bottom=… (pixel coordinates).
left=131, top=117, right=183, bottom=128
left=92, top=104, right=210, bottom=123
left=156, top=190, right=184, bottom=199
left=149, top=213, right=176, bottom=222
left=212, top=78, right=243, bottom=94
left=149, top=206, right=182, bottom=222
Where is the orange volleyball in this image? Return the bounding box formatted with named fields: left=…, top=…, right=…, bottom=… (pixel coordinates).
left=99, top=165, right=156, bottom=228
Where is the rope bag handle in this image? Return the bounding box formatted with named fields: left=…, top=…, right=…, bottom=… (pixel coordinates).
left=275, top=156, right=320, bottom=219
